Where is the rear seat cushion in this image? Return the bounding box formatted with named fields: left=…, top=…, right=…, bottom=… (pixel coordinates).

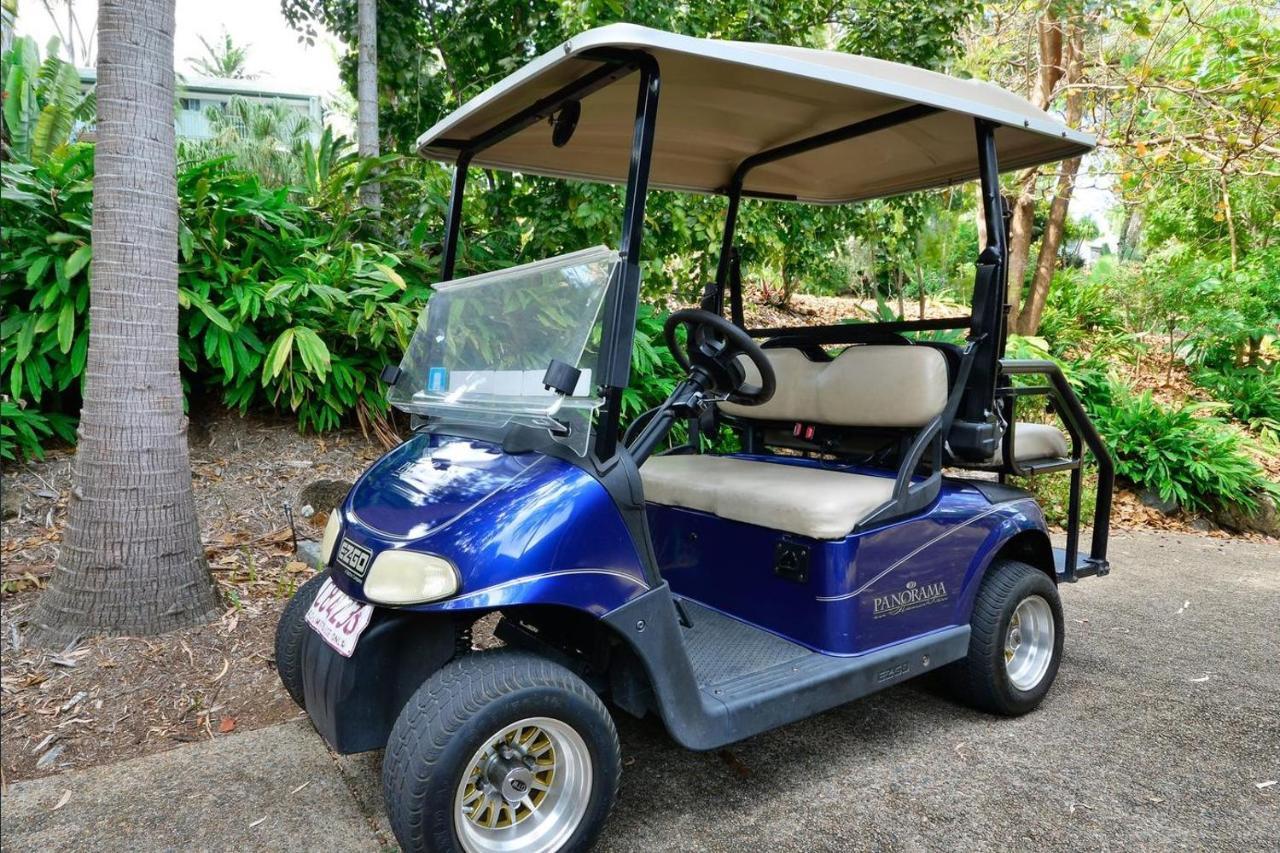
left=640, top=455, right=895, bottom=539
left=998, top=422, right=1070, bottom=461
left=718, top=345, right=948, bottom=428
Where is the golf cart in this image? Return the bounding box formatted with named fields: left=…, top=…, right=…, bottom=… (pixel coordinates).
left=275, top=23, right=1113, bottom=853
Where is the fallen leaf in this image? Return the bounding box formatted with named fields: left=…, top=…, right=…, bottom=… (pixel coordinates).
left=51, top=790, right=71, bottom=811
left=218, top=717, right=237, bottom=734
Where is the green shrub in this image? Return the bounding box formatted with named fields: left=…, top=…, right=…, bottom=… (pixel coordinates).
left=1192, top=365, right=1280, bottom=437
left=1083, top=377, right=1277, bottom=513
left=1037, top=267, right=1133, bottom=355
left=1, top=141, right=438, bottom=458
left=0, top=400, right=76, bottom=461
left=1009, top=469, right=1098, bottom=530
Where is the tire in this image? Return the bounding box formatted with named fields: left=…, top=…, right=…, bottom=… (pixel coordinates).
left=945, top=559, right=1064, bottom=716
left=383, top=650, right=621, bottom=853
left=274, top=570, right=329, bottom=710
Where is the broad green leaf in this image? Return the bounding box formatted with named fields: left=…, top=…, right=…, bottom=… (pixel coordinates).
left=64, top=244, right=92, bottom=279
left=57, top=301, right=75, bottom=353
left=372, top=262, right=406, bottom=290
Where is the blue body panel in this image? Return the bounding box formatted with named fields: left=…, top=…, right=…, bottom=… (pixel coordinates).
left=331, top=436, right=1048, bottom=655
left=647, top=456, right=1046, bottom=654
left=330, top=433, right=651, bottom=616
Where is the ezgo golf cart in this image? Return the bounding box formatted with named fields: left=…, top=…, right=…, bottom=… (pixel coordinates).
left=276, top=24, right=1113, bottom=853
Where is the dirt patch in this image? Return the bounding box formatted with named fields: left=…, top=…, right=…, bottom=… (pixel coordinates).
left=0, top=411, right=387, bottom=783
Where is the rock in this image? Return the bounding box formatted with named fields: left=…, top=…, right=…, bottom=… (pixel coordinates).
left=297, top=480, right=354, bottom=515
left=1138, top=488, right=1179, bottom=515
left=296, top=539, right=323, bottom=570
left=2, top=487, right=22, bottom=519
left=1189, top=517, right=1217, bottom=533
left=1211, top=498, right=1280, bottom=537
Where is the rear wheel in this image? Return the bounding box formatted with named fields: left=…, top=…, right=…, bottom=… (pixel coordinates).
left=945, top=559, right=1063, bottom=715
left=274, top=570, right=328, bottom=709
left=383, top=650, right=620, bottom=853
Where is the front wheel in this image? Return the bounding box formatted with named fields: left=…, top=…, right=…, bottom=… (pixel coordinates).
left=274, top=570, right=329, bottom=709
left=944, top=559, right=1064, bottom=715
left=383, top=650, right=621, bottom=853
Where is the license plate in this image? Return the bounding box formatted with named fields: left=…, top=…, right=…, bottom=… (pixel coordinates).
left=305, top=578, right=374, bottom=658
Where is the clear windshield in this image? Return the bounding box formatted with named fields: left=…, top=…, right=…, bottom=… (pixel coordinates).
left=388, top=246, right=617, bottom=456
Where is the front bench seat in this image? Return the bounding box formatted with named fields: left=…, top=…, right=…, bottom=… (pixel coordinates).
left=641, top=344, right=949, bottom=539
left=640, top=455, right=895, bottom=540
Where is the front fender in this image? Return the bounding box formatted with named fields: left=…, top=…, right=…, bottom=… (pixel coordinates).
left=332, top=438, right=652, bottom=616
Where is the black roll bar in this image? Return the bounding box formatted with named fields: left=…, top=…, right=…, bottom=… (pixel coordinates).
left=999, top=359, right=1113, bottom=580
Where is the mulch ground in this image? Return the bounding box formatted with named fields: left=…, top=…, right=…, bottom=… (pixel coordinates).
left=1, top=411, right=387, bottom=785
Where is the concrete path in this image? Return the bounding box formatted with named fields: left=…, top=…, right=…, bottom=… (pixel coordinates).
left=3, top=532, right=1277, bottom=851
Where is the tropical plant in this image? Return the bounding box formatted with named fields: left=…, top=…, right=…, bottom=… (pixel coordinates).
left=186, top=28, right=256, bottom=79
left=1193, top=365, right=1280, bottom=439
left=180, top=96, right=317, bottom=187
left=1080, top=374, right=1277, bottom=514
left=1, top=35, right=94, bottom=163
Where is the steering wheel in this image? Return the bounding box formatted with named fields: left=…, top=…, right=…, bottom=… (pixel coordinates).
left=663, top=309, right=776, bottom=406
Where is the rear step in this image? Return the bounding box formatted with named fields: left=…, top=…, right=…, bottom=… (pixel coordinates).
left=1053, top=546, right=1109, bottom=582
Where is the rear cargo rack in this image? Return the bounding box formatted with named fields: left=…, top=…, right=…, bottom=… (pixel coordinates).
left=998, top=359, right=1113, bottom=582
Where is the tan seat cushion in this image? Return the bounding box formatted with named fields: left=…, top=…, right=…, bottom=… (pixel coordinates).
left=718, top=345, right=949, bottom=428
left=641, top=454, right=895, bottom=539
left=998, top=422, right=1070, bottom=462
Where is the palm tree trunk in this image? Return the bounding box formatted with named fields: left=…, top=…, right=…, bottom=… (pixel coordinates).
left=29, top=0, right=218, bottom=646
left=357, top=0, right=381, bottom=210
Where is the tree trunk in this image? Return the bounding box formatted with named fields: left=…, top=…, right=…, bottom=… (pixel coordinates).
left=1017, top=155, right=1081, bottom=334
left=28, top=0, right=218, bottom=646
left=1004, top=170, right=1039, bottom=327
left=1006, top=10, right=1069, bottom=330
left=357, top=0, right=380, bottom=211
left=1014, top=19, right=1085, bottom=336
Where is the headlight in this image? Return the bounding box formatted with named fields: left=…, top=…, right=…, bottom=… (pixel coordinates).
left=362, top=550, right=459, bottom=605
left=320, top=510, right=342, bottom=565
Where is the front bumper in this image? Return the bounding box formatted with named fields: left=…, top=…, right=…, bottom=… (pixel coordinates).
left=300, top=607, right=458, bottom=753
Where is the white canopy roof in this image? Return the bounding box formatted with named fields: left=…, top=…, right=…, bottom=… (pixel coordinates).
left=417, top=24, right=1093, bottom=204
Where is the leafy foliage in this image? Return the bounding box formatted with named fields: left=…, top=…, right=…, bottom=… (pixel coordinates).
left=186, top=28, right=257, bottom=80
left=180, top=96, right=320, bottom=187
left=1, top=36, right=94, bottom=164
left=0, top=139, right=438, bottom=457
left=1193, top=366, right=1280, bottom=439
left=1072, top=366, right=1277, bottom=514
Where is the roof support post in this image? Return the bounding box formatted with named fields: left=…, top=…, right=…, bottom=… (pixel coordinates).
left=713, top=180, right=743, bottom=322
left=439, top=153, right=471, bottom=282
left=957, top=118, right=1008, bottom=432
left=595, top=55, right=661, bottom=460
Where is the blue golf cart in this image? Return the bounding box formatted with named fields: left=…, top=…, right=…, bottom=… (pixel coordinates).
left=275, top=24, right=1113, bottom=853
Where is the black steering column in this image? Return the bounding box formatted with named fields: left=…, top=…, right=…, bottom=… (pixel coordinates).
left=623, top=310, right=776, bottom=465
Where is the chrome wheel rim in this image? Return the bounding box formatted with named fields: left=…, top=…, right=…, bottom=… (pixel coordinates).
left=454, top=717, right=591, bottom=853
left=1005, top=595, right=1054, bottom=691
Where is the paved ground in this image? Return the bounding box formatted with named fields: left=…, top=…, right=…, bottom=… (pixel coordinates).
left=3, top=532, right=1277, bottom=851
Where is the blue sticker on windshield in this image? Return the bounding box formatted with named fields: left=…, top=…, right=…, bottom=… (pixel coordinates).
left=427, top=367, right=449, bottom=392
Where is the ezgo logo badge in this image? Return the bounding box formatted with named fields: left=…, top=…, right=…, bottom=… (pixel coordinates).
left=336, top=538, right=373, bottom=581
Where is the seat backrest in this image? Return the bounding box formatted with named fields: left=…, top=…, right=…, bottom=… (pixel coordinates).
left=719, top=345, right=949, bottom=428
